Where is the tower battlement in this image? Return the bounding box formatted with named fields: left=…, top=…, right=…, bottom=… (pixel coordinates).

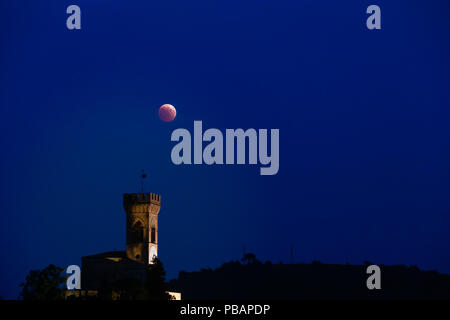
left=123, top=193, right=161, bottom=206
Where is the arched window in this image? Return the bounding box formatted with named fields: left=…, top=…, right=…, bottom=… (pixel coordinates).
left=131, top=221, right=144, bottom=243
left=151, top=227, right=156, bottom=244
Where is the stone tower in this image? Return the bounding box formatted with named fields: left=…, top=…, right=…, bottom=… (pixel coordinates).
left=123, top=193, right=161, bottom=264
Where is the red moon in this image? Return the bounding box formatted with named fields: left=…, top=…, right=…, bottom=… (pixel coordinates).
left=158, top=104, right=176, bottom=122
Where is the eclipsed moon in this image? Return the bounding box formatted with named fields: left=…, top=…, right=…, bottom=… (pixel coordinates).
left=158, top=104, right=176, bottom=122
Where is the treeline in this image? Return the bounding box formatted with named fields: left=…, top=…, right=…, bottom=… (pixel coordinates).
left=168, top=253, right=450, bottom=299
left=18, top=253, right=450, bottom=300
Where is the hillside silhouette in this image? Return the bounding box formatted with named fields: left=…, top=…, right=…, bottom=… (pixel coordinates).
left=168, top=254, right=450, bottom=300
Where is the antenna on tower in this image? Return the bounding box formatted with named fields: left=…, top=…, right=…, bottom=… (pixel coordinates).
left=140, top=169, right=147, bottom=193
left=290, top=244, right=294, bottom=264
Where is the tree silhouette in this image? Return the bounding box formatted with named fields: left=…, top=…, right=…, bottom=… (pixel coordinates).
left=241, top=252, right=260, bottom=265
left=145, top=257, right=171, bottom=300
left=98, top=278, right=147, bottom=300
left=19, top=264, right=66, bottom=300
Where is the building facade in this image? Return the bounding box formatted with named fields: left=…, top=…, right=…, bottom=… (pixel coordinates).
left=74, top=192, right=179, bottom=299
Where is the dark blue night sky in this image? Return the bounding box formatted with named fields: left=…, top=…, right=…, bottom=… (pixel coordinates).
left=1, top=0, right=450, bottom=299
